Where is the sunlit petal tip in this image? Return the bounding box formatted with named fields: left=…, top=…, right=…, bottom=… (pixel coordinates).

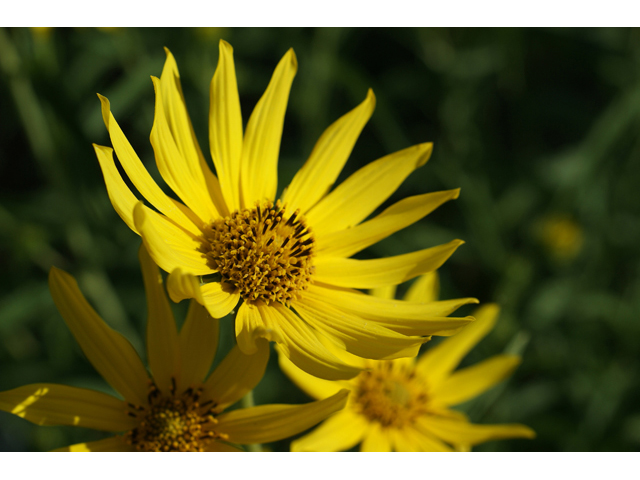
left=285, top=48, right=298, bottom=70
left=162, top=46, right=172, bottom=58
left=219, top=38, right=233, bottom=52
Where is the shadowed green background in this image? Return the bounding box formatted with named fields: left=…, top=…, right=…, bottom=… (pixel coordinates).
left=1, top=27, right=639, bottom=452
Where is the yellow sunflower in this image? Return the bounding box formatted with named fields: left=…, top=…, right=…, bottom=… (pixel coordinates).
left=0, top=246, right=347, bottom=452
left=93, top=40, right=477, bottom=380
left=279, top=272, right=535, bottom=452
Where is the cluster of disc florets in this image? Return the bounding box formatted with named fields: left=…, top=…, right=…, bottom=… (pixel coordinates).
left=354, top=361, right=429, bottom=428
left=124, top=379, right=227, bottom=452
left=200, top=200, right=315, bottom=305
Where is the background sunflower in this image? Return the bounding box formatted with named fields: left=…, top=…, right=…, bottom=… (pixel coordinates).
left=1, top=27, right=639, bottom=451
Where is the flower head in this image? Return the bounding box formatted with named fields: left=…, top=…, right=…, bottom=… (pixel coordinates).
left=93, top=40, right=477, bottom=380
left=0, top=246, right=347, bottom=452
left=279, top=272, right=535, bottom=452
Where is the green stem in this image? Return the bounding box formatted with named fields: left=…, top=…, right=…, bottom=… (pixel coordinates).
left=240, top=390, right=262, bottom=452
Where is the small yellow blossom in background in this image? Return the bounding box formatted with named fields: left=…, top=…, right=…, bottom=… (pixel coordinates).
left=537, top=214, right=584, bottom=261
left=93, top=39, right=477, bottom=381
left=279, top=272, right=535, bottom=452
left=0, top=245, right=347, bottom=452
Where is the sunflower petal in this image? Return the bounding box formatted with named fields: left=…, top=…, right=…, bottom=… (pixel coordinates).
left=404, top=271, right=439, bottom=303
left=133, top=202, right=213, bottom=276
left=369, top=284, right=397, bottom=300
left=314, top=239, right=464, bottom=289
left=235, top=302, right=281, bottom=355
left=203, top=340, right=269, bottom=410
left=55, top=436, right=133, bottom=452
left=177, top=300, right=219, bottom=392
left=315, top=189, right=461, bottom=258
left=200, top=281, right=241, bottom=319
left=360, top=423, right=391, bottom=452
left=216, top=389, right=348, bottom=445
left=282, top=89, right=376, bottom=214
left=291, top=409, right=368, bottom=452
left=240, top=49, right=297, bottom=206
left=417, top=416, right=535, bottom=447
left=49, top=267, right=149, bottom=406
left=0, top=384, right=134, bottom=432
left=307, top=143, right=433, bottom=236
left=210, top=40, right=243, bottom=211
left=433, top=355, right=522, bottom=406
left=139, top=245, right=179, bottom=395
left=394, top=424, right=453, bottom=452
left=416, top=303, right=500, bottom=388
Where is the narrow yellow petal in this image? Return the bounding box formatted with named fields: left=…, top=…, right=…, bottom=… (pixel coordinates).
left=240, top=49, right=297, bottom=206
left=416, top=303, right=500, bottom=388
left=276, top=345, right=349, bottom=400
left=177, top=300, right=219, bottom=392
left=262, top=303, right=361, bottom=380
left=0, top=384, right=134, bottom=432
left=393, top=424, right=453, bottom=452
left=282, top=89, right=376, bottom=214
left=294, top=296, right=424, bottom=360
left=166, top=268, right=206, bottom=305
left=49, top=267, right=149, bottom=406
left=417, top=416, right=535, bottom=447
left=150, top=76, right=219, bottom=223
left=307, top=143, right=433, bottom=236
left=209, top=40, right=243, bottom=211
left=403, top=271, right=440, bottom=303
left=314, top=239, right=464, bottom=289
left=369, top=284, right=396, bottom=300
left=202, top=340, right=269, bottom=410
left=139, top=245, right=180, bottom=395
left=93, top=144, right=139, bottom=234
left=306, top=284, right=476, bottom=336
left=55, top=436, right=133, bottom=452
left=200, top=281, right=241, bottom=319
left=291, top=409, right=368, bottom=452
left=217, top=389, right=348, bottom=445
left=97, top=93, right=201, bottom=235
left=360, top=423, right=391, bottom=452
left=133, top=202, right=213, bottom=276
left=235, top=302, right=273, bottom=355
left=315, top=189, right=460, bottom=258
left=433, top=355, right=522, bottom=406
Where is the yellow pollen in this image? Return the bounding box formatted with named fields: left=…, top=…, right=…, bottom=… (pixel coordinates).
left=200, top=201, right=315, bottom=305
left=124, top=382, right=226, bottom=452
left=354, top=362, right=429, bottom=428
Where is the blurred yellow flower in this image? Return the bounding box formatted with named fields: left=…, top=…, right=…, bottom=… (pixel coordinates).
left=279, top=272, right=535, bottom=451
left=0, top=246, right=347, bottom=452
left=93, top=39, right=476, bottom=381
left=538, top=214, right=583, bottom=261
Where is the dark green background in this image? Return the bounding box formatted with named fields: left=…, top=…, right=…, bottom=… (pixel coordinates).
left=1, top=27, right=639, bottom=452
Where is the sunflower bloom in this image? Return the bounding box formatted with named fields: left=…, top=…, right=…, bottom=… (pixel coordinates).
left=279, top=272, right=535, bottom=452
left=0, top=246, right=347, bottom=452
left=93, top=40, right=477, bottom=380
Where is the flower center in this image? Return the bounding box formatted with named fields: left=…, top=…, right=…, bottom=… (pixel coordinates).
left=124, top=382, right=227, bottom=452
left=200, top=201, right=314, bottom=305
left=354, top=362, right=429, bottom=428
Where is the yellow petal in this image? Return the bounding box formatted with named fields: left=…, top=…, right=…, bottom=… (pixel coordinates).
left=404, top=271, right=439, bottom=303
left=294, top=296, right=424, bottom=360
left=133, top=202, right=213, bottom=276
left=416, top=303, right=500, bottom=388
left=369, top=284, right=396, bottom=300
left=307, top=143, right=433, bottom=237
left=235, top=302, right=273, bottom=355
left=138, top=244, right=179, bottom=395
left=276, top=345, right=348, bottom=400
left=55, top=436, right=133, bottom=452
left=282, top=89, right=376, bottom=214
left=315, top=189, right=460, bottom=258
left=93, top=144, right=140, bottom=234
left=314, top=239, right=464, bottom=289
left=240, top=49, right=297, bottom=206
left=0, top=384, right=135, bottom=432
left=204, top=441, right=243, bottom=452
left=160, top=48, right=228, bottom=216
left=202, top=340, right=269, bottom=410
left=417, top=416, right=535, bottom=447
left=291, top=409, right=368, bottom=452
left=97, top=93, right=200, bottom=235
left=433, top=354, right=522, bottom=406
left=200, top=281, right=241, bottom=319
left=360, top=422, right=391, bottom=452
left=306, top=284, right=476, bottom=336
left=150, top=76, right=219, bottom=224
left=166, top=267, right=206, bottom=304
left=209, top=40, right=243, bottom=211
left=261, top=303, right=361, bottom=380
left=393, top=424, right=453, bottom=452
left=177, top=300, right=219, bottom=392
left=49, top=267, right=149, bottom=406
left=216, top=389, right=348, bottom=445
